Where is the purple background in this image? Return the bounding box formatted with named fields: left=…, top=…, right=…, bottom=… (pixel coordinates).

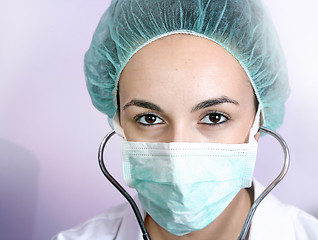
left=1, top=0, right=317, bottom=239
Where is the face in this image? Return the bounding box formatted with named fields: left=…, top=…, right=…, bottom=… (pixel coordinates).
left=119, top=34, right=257, bottom=143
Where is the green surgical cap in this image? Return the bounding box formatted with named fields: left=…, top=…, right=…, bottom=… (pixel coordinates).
left=84, top=0, right=290, bottom=131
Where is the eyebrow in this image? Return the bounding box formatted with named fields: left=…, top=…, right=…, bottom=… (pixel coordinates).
left=123, top=99, right=162, bottom=112
left=122, top=96, right=238, bottom=112
left=191, top=96, right=239, bottom=112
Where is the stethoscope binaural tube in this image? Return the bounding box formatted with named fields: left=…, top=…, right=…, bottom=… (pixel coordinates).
left=98, top=130, right=150, bottom=240
left=238, top=127, right=290, bottom=239
left=98, top=127, right=290, bottom=240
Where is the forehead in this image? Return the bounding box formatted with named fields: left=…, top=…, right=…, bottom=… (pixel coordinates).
left=119, top=34, right=253, bottom=107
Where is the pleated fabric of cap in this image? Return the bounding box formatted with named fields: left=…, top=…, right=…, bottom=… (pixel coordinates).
left=84, top=0, right=290, bottom=131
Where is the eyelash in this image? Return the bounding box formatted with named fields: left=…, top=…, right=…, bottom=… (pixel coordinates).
left=134, top=111, right=229, bottom=127
left=199, top=111, right=229, bottom=126
left=134, top=113, right=165, bottom=127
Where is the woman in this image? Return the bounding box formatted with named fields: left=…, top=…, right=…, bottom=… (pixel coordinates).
left=53, top=0, right=318, bottom=239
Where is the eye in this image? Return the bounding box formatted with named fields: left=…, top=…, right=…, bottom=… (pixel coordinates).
left=136, top=114, right=165, bottom=126
left=199, top=112, right=229, bottom=125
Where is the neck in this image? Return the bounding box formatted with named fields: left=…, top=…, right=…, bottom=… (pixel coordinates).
left=145, top=188, right=253, bottom=240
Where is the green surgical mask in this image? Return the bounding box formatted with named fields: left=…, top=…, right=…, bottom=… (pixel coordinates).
left=120, top=111, right=260, bottom=236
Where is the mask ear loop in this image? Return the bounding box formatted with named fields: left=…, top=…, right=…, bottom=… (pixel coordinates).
left=238, top=127, right=290, bottom=240
left=98, top=130, right=151, bottom=240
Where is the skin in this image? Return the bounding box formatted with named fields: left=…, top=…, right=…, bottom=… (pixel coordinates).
left=119, top=34, right=259, bottom=240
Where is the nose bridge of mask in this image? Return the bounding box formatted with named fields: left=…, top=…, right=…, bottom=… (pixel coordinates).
left=121, top=140, right=258, bottom=187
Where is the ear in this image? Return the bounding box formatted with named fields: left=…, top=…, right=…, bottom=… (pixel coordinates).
left=254, top=132, right=261, bottom=141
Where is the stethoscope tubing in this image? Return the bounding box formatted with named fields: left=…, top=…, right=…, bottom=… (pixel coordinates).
left=238, top=127, right=290, bottom=239
left=98, top=127, right=290, bottom=240
left=98, top=130, right=150, bottom=240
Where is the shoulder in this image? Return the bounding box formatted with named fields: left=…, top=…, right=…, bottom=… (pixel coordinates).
left=51, top=202, right=130, bottom=240
left=286, top=205, right=318, bottom=239
left=250, top=180, right=318, bottom=240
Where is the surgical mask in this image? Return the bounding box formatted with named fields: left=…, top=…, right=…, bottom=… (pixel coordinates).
left=121, top=110, right=260, bottom=236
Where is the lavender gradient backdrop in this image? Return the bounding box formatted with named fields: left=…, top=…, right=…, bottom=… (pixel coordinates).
left=1, top=0, right=317, bottom=239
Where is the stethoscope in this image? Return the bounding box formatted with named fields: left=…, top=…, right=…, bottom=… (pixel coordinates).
left=98, top=127, right=290, bottom=240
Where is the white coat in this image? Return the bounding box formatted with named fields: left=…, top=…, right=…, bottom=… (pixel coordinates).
left=52, top=180, right=318, bottom=240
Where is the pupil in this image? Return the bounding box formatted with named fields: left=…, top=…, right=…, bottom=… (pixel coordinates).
left=145, top=115, right=156, bottom=123
left=209, top=114, right=220, bottom=123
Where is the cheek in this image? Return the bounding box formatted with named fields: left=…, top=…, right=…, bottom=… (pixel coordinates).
left=223, top=111, right=256, bottom=143
left=121, top=121, right=138, bottom=141
left=119, top=113, right=160, bottom=142
left=239, top=114, right=258, bottom=143
left=221, top=126, right=250, bottom=144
